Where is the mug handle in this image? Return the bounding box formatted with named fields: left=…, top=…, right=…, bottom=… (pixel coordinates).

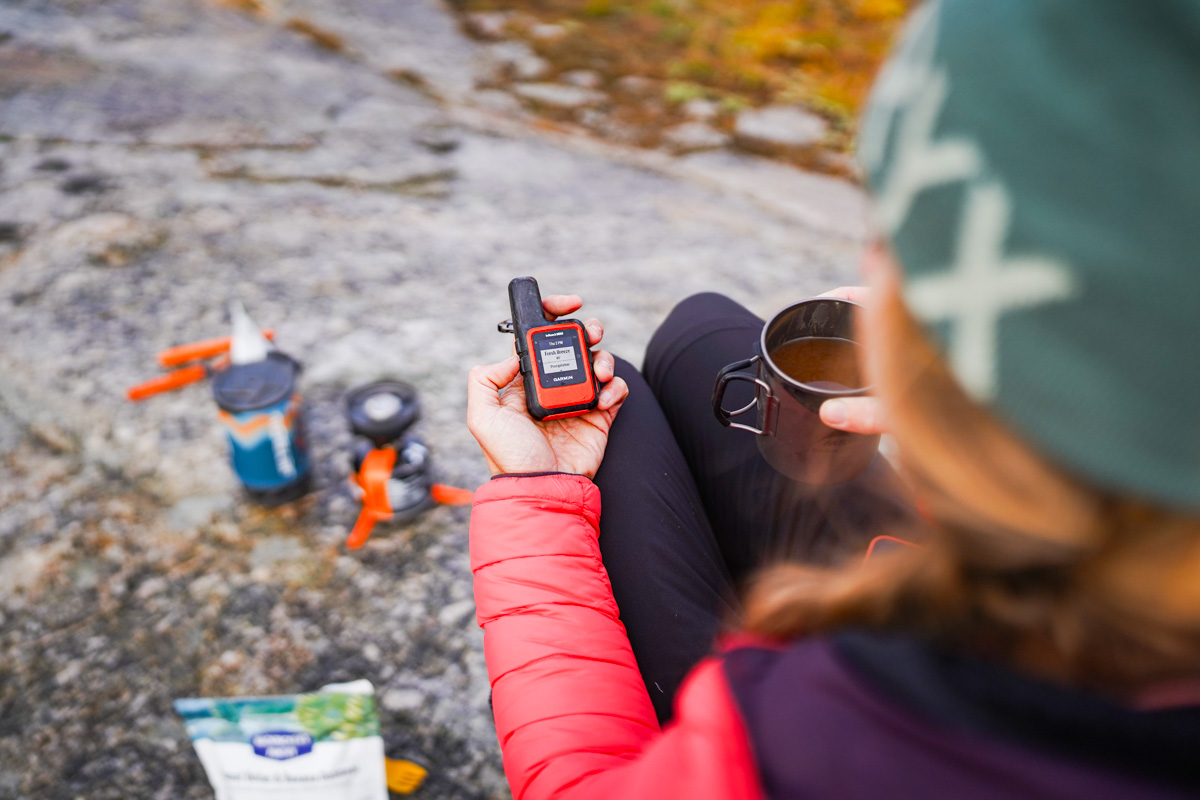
left=713, top=355, right=776, bottom=435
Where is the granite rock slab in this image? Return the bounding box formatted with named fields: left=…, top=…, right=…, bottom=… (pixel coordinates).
left=0, top=1, right=867, bottom=797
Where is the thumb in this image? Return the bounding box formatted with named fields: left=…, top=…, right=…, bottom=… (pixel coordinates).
left=467, top=356, right=521, bottom=415
left=820, top=396, right=886, bottom=435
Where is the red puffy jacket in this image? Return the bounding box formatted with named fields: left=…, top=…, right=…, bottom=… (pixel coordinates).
left=470, top=474, right=764, bottom=800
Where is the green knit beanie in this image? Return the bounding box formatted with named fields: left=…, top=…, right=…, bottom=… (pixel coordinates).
left=859, top=0, right=1200, bottom=511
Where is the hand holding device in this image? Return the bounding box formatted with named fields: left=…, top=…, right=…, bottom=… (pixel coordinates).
left=467, top=286, right=627, bottom=478
left=499, top=277, right=600, bottom=421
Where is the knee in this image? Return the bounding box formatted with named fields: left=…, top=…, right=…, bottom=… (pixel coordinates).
left=653, top=293, right=741, bottom=349
left=645, top=292, right=743, bottom=371
left=664, top=292, right=741, bottom=327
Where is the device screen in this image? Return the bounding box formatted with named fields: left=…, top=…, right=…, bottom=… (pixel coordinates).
left=533, top=328, right=587, bottom=389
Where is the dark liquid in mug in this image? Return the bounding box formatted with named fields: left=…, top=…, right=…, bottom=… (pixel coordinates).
left=769, top=337, right=864, bottom=390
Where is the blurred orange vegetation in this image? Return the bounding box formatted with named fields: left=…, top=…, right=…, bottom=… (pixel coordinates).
left=458, top=0, right=911, bottom=133
left=214, top=0, right=267, bottom=15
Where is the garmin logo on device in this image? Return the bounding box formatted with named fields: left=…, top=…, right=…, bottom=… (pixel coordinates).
left=552, top=376, right=575, bottom=382
left=251, top=731, right=313, bottom=760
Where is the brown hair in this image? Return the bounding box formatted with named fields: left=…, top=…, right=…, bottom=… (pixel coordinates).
left=743, top=270, right=1200, bottom=696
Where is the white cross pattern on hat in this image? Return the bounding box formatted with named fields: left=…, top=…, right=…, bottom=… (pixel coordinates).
left=858, top=0, right=1078, bottom=402
left=905, top=181, right=1078, bottom=401
left=873, top=70, right=981, bottom=234
left=858, top=0, right=940, bottom=173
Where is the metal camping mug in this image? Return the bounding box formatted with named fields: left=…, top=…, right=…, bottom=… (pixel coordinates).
left=712, top=298, right=879, bottom=485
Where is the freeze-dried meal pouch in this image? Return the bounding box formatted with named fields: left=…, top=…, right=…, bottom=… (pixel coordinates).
left=174, top=679, right=387, bottom=800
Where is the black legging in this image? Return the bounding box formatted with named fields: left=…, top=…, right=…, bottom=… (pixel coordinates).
left=592, top=293, right=918, bottom=723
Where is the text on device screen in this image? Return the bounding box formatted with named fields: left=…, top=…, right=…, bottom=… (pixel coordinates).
left=533, top=328, right=587, bottom=389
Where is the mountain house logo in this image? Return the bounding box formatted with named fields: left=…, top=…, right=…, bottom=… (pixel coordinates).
left=251, top=731, right=313, bottom=760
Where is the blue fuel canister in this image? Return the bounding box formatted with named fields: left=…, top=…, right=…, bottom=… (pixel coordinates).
left=212, top=350, right=312, bottom=505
